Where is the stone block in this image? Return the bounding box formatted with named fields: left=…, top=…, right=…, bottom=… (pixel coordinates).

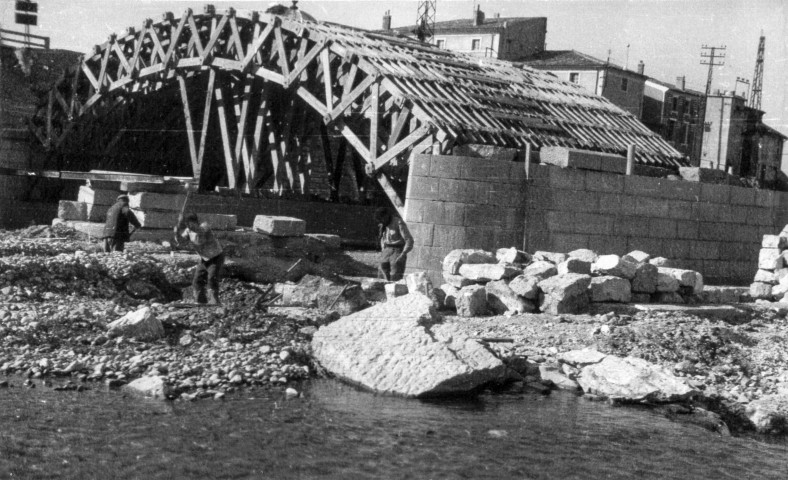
left=523, top=261, right=558, bottom=281
left=654, top=292, right=685, bottom=304
left=537, top=273, right=592, bottom=314
left=129, top=192, right=186, bottom=212
left=496, top=247, right=530, bottom=264
left=623, top=250, right=651, bottom=264
left=442, top=249, right=497, bottom=275
left=86, top=204, right=106, bottom=223
left=762, top=235, right=786, bottom=249
left=123, top=376, right=170, bottom=399
left=456, top=285, right=488, bottom=317
left=631, top=263, right=658, bottom=293
left=458, top=263, right=521, bottom=282
left=749, top=282, right=773, bottom=300
left=754, top=269, right=778, bottom=285
left=534, top=251, right=568, bottom=265
left=658, top=267, right=703, bottom=294
left=486, top=280, right=535, bottom=315
left=758, top=248, right=783, bottom=271
left=589, top=276, right=632, bottom=303
left=508, top=275, right=540, bottom=300
left=649, top=257, right=675, bottom=268
left=440, top=284, right=460, bottom=309
left=539, top=146, right=626, bottom=174
left=77, top=186, right=119, bottom=206
left=58, top=200, right=87, bottom=221
left=656, top=272, right=680, bottom=293
left=253, top=215, right=306, bottom=237
left=568, top=249, right=598, bottom=263
left=385, top=283, right=409, bottom=300
left=443, top=272, right=475, bottom=289
left=107, top=306, right=164, bottom=341
left=592, top=255, right=638, bottom=279
left=558, top=258, right=591, bottom=275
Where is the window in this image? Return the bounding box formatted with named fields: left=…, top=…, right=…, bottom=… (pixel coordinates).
left=471, top=39, right=481, bottom=51
left=569, top=72, right=579, bottom=83
left=435, top=39, right=445, bottom=49
left=620, top=77, right=629, bottom=92
left=671, top=97, right=678, bottom=112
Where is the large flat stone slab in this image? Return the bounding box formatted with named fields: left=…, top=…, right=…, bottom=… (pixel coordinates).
left=129, top=192, right=187, bottom=212
left=253, top=215, right=306, bottom=237
left=132, top=210, right=237, bottom=230
left=311, top=294, right=509, bottom=397
left=77, top=186, right=119, bottom=206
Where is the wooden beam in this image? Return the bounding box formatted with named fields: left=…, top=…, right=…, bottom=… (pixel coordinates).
left=369, top=80, right=380, bottom=161
left=372, top=125, right=431, bottom=170
left=197, top=68, right=216, bottom=174
left=320, top=48, right=333, bottom=109
left=177, top=74, right=199, bottom=176
left=273, top=25, right=291, bottom=78
left=376, top=172, right=404, bottom=215
left=241, top=22, right=274, bottom=69
left=214, top=82, right=238, bottom=189
left=233, top=75, right=254, bottom=185
left=286, top=39, right=326, bottom=85
left=327, top=74, right=376, bottom=121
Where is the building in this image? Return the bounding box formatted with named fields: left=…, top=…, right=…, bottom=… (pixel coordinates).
left=701, top=92, right=786, bottom=185
left=642, top=76, right=704, bottom=162
left=382, top=6, right=546, bottom=61
left=518, top=50, right=647, bottom=118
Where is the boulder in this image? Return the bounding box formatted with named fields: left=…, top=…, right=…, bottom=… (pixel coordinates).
left=759, top=248, right=783, bottom=271
left=658, top=267, right=703, bottom=294
left=534, top=251, right=568, bottom=265
left=253, top=215, right=306, bottom=237
left=442, top=249, right=496, bottom=275
left=537, top=273, right=592, bottom=315
left=631, top=263, right=658, bottom=293
left=557, top=348, right=607, bottom=367
left=458, top=263, right=520, bottom=282
left=762, top=234, right=786, bottom=249
left=623, top=250, right=651, bottom=264
left=592, top=255, right=638, bottom=279
left=656, top=272, right=680, bottom=292
left=568, top=248, right=598, bottom=263
left=106, top=307, right=164, bottom=341
left=123, top=375, right=170, bottom=399
left=311, top=294, right=509, bottom=397
left=557, top=258, right=591, bottom=275
left=523, top=261, right=558, bottom=281
left=754, top=269, right=778, bottom=285
left=443, top=273, right=475, bottom=289
left=576, top=355, right=698, bottom=402
left=649, top=257, right=675, bottom=268
left=495, top=247, right=530, bottom=264
left=385, top=283, right=409, bottom=300
left=589, top=276, right=632, bottom=303
left=455, top=285, right=487, bottom=317
left=485, top=280, right=535, bottom=315
left=744, top=394, right=788, bottom=434
left=539, top=364, right=580, bottom=390
left=440, top=284, right=459, bottom=309
left=508, top=275, right=539, bottom=300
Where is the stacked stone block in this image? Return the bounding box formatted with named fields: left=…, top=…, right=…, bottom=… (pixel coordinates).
left=749, top=231, right=788, bottom=301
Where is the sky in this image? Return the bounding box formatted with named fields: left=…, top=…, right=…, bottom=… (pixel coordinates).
left=2, top=0, right=787, bottom=167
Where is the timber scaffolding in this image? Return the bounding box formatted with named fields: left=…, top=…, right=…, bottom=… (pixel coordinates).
left=27, top=4, right=687, bottom=216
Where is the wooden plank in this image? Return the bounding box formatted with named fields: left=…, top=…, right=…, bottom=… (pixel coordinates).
left=163, top=11, right=188, bottom=66
left=254, top=66, right=285, bottom=85
left=177, top=74, right=199, bottom=176
left=369, top=80, right=380, bottom=161
left=241, top=22, right=274, bottom=68
left=228, top=17, right=246, bottom=60
left=320, top=48, right=333, bottom=109
left=388, top=105, right=411, bottom=148
left=233, top=75, right=253, bottom=183
left=202, top=14, right=230, bottom=60
left=46, top=91, right=53, bottom=146
left=197, top=68, right=216, bottom=174
left=273, top=25, right=291, bottom=78
left=214, top=83, right=238, bottom=189
left=295, top=87, right=328, bottom=117
left=376, top=172, right=404, bottom=215
left=372, top=125, right=430, bottom=170
left=337, top=122, right=371, bottom=163
left=328, top=74, right=376, bottom=120
left=187, top=13, right=205, bottom=57
left=286, top=39, right=326, bottom=86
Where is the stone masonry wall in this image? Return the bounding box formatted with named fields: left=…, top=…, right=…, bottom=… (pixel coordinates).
left=405, top=154, right=788, bottom=286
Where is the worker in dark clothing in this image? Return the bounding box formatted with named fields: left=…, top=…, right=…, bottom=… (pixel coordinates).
left=374, top=207, right=413, bottom=281
left=102, top=194, right=141, bottom=253
left=173, top=213, right=225, bottom=305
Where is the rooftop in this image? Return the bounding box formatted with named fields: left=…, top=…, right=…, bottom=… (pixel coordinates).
left=386, top=16, right=546, bottom=36
left=518, top=50, right=648, bottom=78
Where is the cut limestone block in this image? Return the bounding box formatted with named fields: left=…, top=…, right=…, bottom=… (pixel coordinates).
left=750, top=282, right=774, bottom=300
left=568, top=249, right=598, bottom=263
left=589, top=276, right=632, bottom=303
left=86, top=204, right=106, bottom=223
left=486, top=280, right=535, bottom=315
left=534, top=251, right=568, bottom=265
left=508, top=275, right=539, bottom=300
left=592, top=255, right=638, bottom=279
left=754, top=269, right=778, bottom=285
left=539, top=146, right=626, bottom=174
left=558, top=258, right=591, bottom=275
left=458, top=263, right=521, bottom=282
left=631, top=263, right=658, bottom=293
left=538, top=273, right=592, bottom=315
left=107, top=306, right=164, bottom=341
left=128, top=192, right=186, bottom=211
left=58, top=200, right=87, bottom=221
left=443, top=273, right=475, bottom=289
left=759, top=248, right=783, bottom=271
left=496, top=247, right=531, bottom=264
left=443, top=249, right=497, bottom=275
left=656, top=272, right=680, bottom=293
left=133, top=210, right=237, bottom=230
left=385, top=283, right=409, bottom=300
left=763, top=235, right=786, bottom=249
left=440, top=284, right=460, bottom=309
left=658, top=267, right=703, bottom=294
left=253, top=215, right=306, bottom=237
left=77, top=186, right=119, bottom=206
left=456, top=285, right=487, bottom=317
left=772, top=282, right=788, bottom=298
left=649, top=257, right=675, bottom=268
left=523, top=261, right=558, bottom=281
left=623, top=250, right=651, bottom=264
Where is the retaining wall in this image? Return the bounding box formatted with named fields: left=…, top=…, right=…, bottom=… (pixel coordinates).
left=404, top=154, right=788, bottom=286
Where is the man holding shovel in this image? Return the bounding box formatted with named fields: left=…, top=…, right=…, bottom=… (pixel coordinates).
left=173, top=213, right=225, bottom=305
left=102, top=194, right=141, bottom=253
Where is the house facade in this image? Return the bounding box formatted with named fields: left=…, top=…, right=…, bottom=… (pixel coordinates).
left=642, top=76, right=704, bottom=163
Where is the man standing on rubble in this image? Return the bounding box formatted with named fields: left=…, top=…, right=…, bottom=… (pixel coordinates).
left=173, top=213, right=225, bottom=305
left=102, top=194, right=141, bottom=253
left=374, top=207, right=413, bottom=281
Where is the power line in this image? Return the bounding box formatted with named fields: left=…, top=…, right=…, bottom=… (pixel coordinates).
left=700, top=44, right=726, bottom=95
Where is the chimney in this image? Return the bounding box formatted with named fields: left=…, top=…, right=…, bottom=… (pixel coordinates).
left=636, top=60, right=644, bottom=75
left=473, top=4, right=485, bottom=26
left=382, top=10, right=391, bottom=30
left=676, top=76, right=685, bottom=91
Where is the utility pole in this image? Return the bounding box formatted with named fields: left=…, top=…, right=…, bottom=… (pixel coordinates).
left=692, top=45, right=725, bottom=167
left=749, top=34, right=765, bottom=110
left=415, top=0, right=437, bottom=42
left=700, top=44, right=726, bottom=95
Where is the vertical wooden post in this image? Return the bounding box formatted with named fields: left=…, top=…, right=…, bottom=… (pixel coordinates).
left=524, top=143, right=532, bottom=180
left=626, top=144, right=637, bottom=175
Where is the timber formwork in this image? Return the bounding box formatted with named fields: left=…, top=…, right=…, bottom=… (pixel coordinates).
left=29, top=5, right=687, bottom=215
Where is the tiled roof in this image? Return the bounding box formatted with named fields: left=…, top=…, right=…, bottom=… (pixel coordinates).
left=517, top=50, right=608, bottom=68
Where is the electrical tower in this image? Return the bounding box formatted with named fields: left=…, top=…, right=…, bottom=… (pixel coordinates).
left=415, top=0, right=436, bottom=42
left=700, top=44, right=726, bottom=95
left=749, top=34, right=765, bottom=110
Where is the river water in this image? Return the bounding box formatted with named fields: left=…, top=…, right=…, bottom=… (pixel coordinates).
left=1, top=379, right=786, bottom=479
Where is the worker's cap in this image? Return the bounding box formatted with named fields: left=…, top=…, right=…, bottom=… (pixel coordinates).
left=117, top=194, right=129, bottom=201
